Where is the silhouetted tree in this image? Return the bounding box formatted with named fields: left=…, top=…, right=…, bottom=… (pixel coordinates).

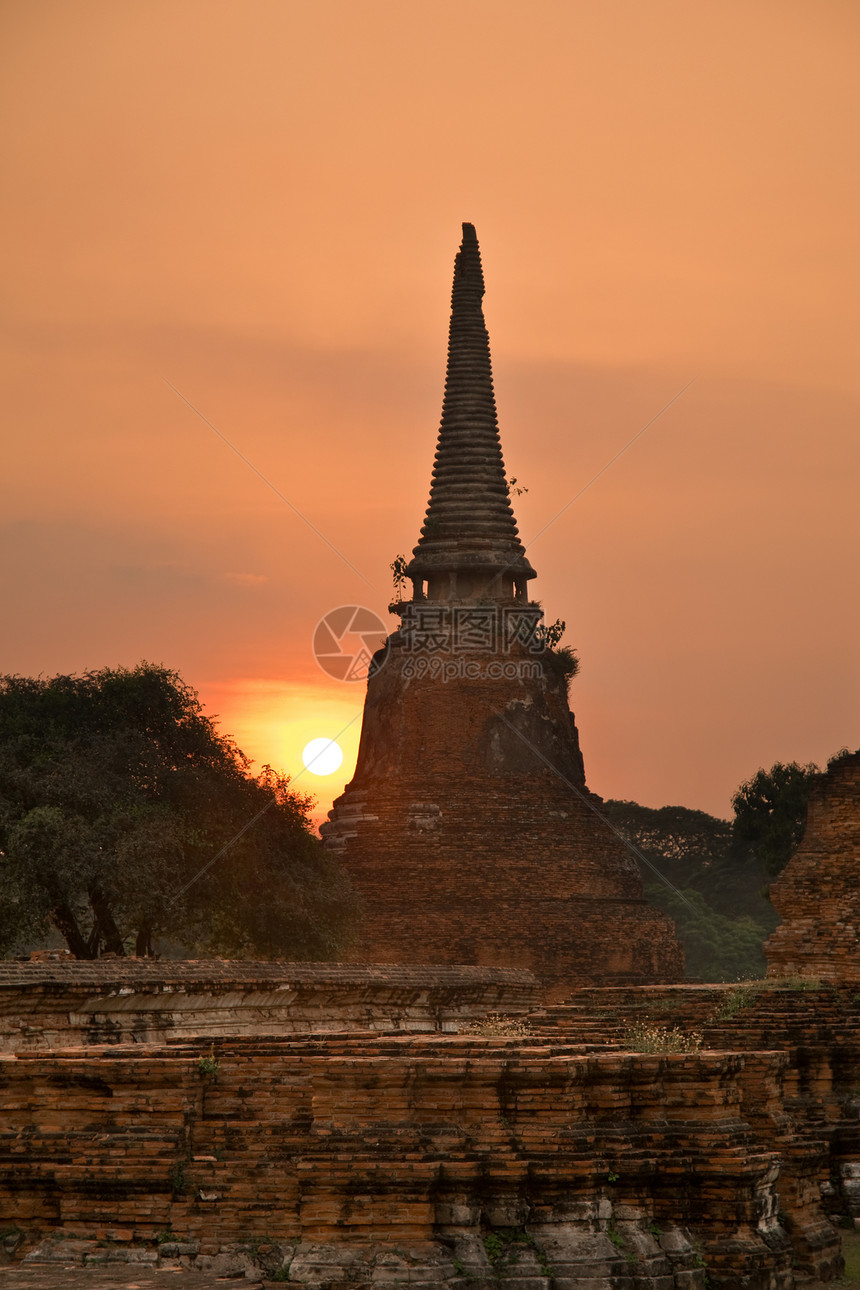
left=731, top=760, right=821, bottom=877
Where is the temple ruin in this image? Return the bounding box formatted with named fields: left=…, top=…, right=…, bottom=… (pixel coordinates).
left=2, top=962, right=858, bottom=1286
left=322, top=223, right=683, bottom=993
left=765, top=749, right=860, bottom=981
left=2, top=229, right=858, bottom=1288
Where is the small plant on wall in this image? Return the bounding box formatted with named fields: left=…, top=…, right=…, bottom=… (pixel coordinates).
left=622, top=1021, right=703, bottom=1053
left=390, top=554, right=408, bottom=600
left=198, top=1044, right=220, bottom=1076
left=460, top=1013, right=532, bottom=1038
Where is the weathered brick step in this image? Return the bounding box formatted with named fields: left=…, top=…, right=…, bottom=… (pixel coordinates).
left=1, top=985, right=856, bottom=1286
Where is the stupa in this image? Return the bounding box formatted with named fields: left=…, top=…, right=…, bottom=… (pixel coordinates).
left=322, top=223, right=683, bottom=993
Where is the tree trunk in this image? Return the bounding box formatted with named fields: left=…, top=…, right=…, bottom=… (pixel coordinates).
left=88, top=887, right=126, bottom=956
left=50, top=903, right=93, bottom=959
left=135, top=922, right=153, bottom=957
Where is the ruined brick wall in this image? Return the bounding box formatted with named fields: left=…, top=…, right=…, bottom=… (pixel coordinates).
left=537, top=983, right=860, bottom=1238
left=765, top=752, right=860, bottom=982
left=325, top=641, right=683, bottom=995
left=0, top=1032, right=844, bottom=1287
left=4, top=977, right=858, bottom=1285
left=0, top=960, right=540, bottom=1053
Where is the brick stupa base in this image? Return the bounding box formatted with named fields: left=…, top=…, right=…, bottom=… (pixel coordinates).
left=324, top=638, right=683, bottom=996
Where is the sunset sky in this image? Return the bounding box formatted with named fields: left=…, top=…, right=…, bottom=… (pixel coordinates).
left=2, top=0, right=858, bottom=823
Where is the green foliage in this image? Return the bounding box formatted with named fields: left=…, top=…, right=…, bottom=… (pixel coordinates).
left=647, top=885, right=771, bottom=983
left=606, top=1224, right=638, bottom=1268
left=507, top=477, right=528, bottom=497
left=482, top=1229, right=543, bottom=1270
left=604, top=799, right=767, bottom=920
left=782, top=975, right=824, bottom=990
left=605, top=750, right=859, bottom=982
left=0, top=664, right=354, bottom=960
left=709, top=983, right=762, bottom=1020
left=710, top=977, right=824, bottom=1021
left=483, top=1234, right=506, bottom=1265
left=604, top=798, right=776, bottom=981
left=198, top=1045, right=220, bottom=1076
left=732, top=760, right=820, bottom=877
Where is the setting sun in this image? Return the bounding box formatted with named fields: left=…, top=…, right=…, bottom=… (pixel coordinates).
left=302, top=737, right=344, bottom=777
left=1, top=0, right=856, bottom=824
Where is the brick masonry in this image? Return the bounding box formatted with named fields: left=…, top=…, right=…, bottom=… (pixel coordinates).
left=324, top=641, right=684, bottom=997
left=0, top=960, right=540, bottom=1053
left=2, top=978, right=859, bottom=1287
left=320, top=223, right=684, bottom=994
left=765, top=751, right=860, bottom=981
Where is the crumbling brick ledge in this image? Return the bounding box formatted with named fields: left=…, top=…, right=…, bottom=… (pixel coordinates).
left=0, top=960, right=540, bottom=1053
left=1, top=1009, right=856, bottom=1289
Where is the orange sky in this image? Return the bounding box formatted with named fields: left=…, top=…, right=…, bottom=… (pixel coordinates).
left=1, top=0, right=858, bottom=822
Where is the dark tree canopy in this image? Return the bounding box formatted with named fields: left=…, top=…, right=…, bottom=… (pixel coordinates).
left=606, top=747, right=852, bottom=981
left=603, top=799, right=775, bottom=981
left=731, top=759, right=821, bottom=877
left=0, top=664, right=354, bottom=960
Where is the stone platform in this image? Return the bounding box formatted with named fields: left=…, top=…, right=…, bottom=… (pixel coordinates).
left=1, top=979, right=859, bottom=1287
left=0, top=960, right=539, bottom=1053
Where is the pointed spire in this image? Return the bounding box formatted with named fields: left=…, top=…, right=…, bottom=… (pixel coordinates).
left=406, top=224, right=536, bottom=602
